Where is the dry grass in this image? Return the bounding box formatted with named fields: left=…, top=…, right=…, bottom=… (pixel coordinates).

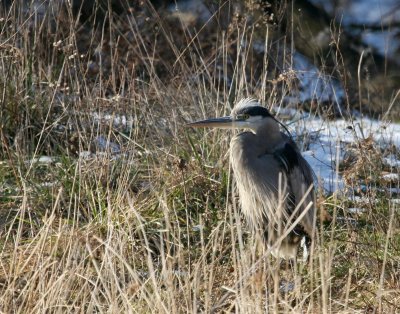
left=0, top=1, right=399, bottom=313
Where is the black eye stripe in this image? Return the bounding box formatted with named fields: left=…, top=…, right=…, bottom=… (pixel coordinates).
left=237, top=106, right=271, bottom=117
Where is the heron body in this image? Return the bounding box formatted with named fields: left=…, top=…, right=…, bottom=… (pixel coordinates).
left=188, top=99, right=316, bottom=259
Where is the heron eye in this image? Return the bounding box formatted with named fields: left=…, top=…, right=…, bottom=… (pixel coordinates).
left=238, top=114, right=250, bottom=120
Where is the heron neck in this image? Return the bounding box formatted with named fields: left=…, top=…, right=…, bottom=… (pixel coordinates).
left=252, top=124, right=284, bottom=152
left=232, top=129, right=284, bottom=158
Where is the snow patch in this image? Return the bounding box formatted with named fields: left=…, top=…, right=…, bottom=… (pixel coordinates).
left=290, top=116, right=400, bottom=195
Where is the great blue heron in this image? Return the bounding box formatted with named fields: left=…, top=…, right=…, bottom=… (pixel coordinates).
left=187, top=98, right=316, bottom=260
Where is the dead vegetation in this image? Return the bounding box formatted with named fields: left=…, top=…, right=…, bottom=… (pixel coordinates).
left=0, top=0, right=399, bottom=312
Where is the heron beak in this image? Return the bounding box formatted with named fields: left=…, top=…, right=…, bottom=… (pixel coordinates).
left=186, top=116, right=246, bottom=129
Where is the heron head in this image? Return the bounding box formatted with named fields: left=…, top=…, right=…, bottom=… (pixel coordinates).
left=187, top=98, right=290, bottom=135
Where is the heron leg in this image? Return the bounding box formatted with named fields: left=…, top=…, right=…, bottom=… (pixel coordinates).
left=300, top=235, right=312, bottom=264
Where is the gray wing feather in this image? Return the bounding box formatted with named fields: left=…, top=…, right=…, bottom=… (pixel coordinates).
left=271, top=140, right=316, bottom=236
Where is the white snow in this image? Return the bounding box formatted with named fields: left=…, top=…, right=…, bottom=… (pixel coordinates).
left=25, top=156, right=55, bottom=165
left=382, top=173, right=400, bottom=181
left=90, top=112, right=134, bottom=131
left=384, top=155, right=400, bottom=168
left=348, top=207, right=367, bottom=214
left=285, top=115, right=400, bottom=195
